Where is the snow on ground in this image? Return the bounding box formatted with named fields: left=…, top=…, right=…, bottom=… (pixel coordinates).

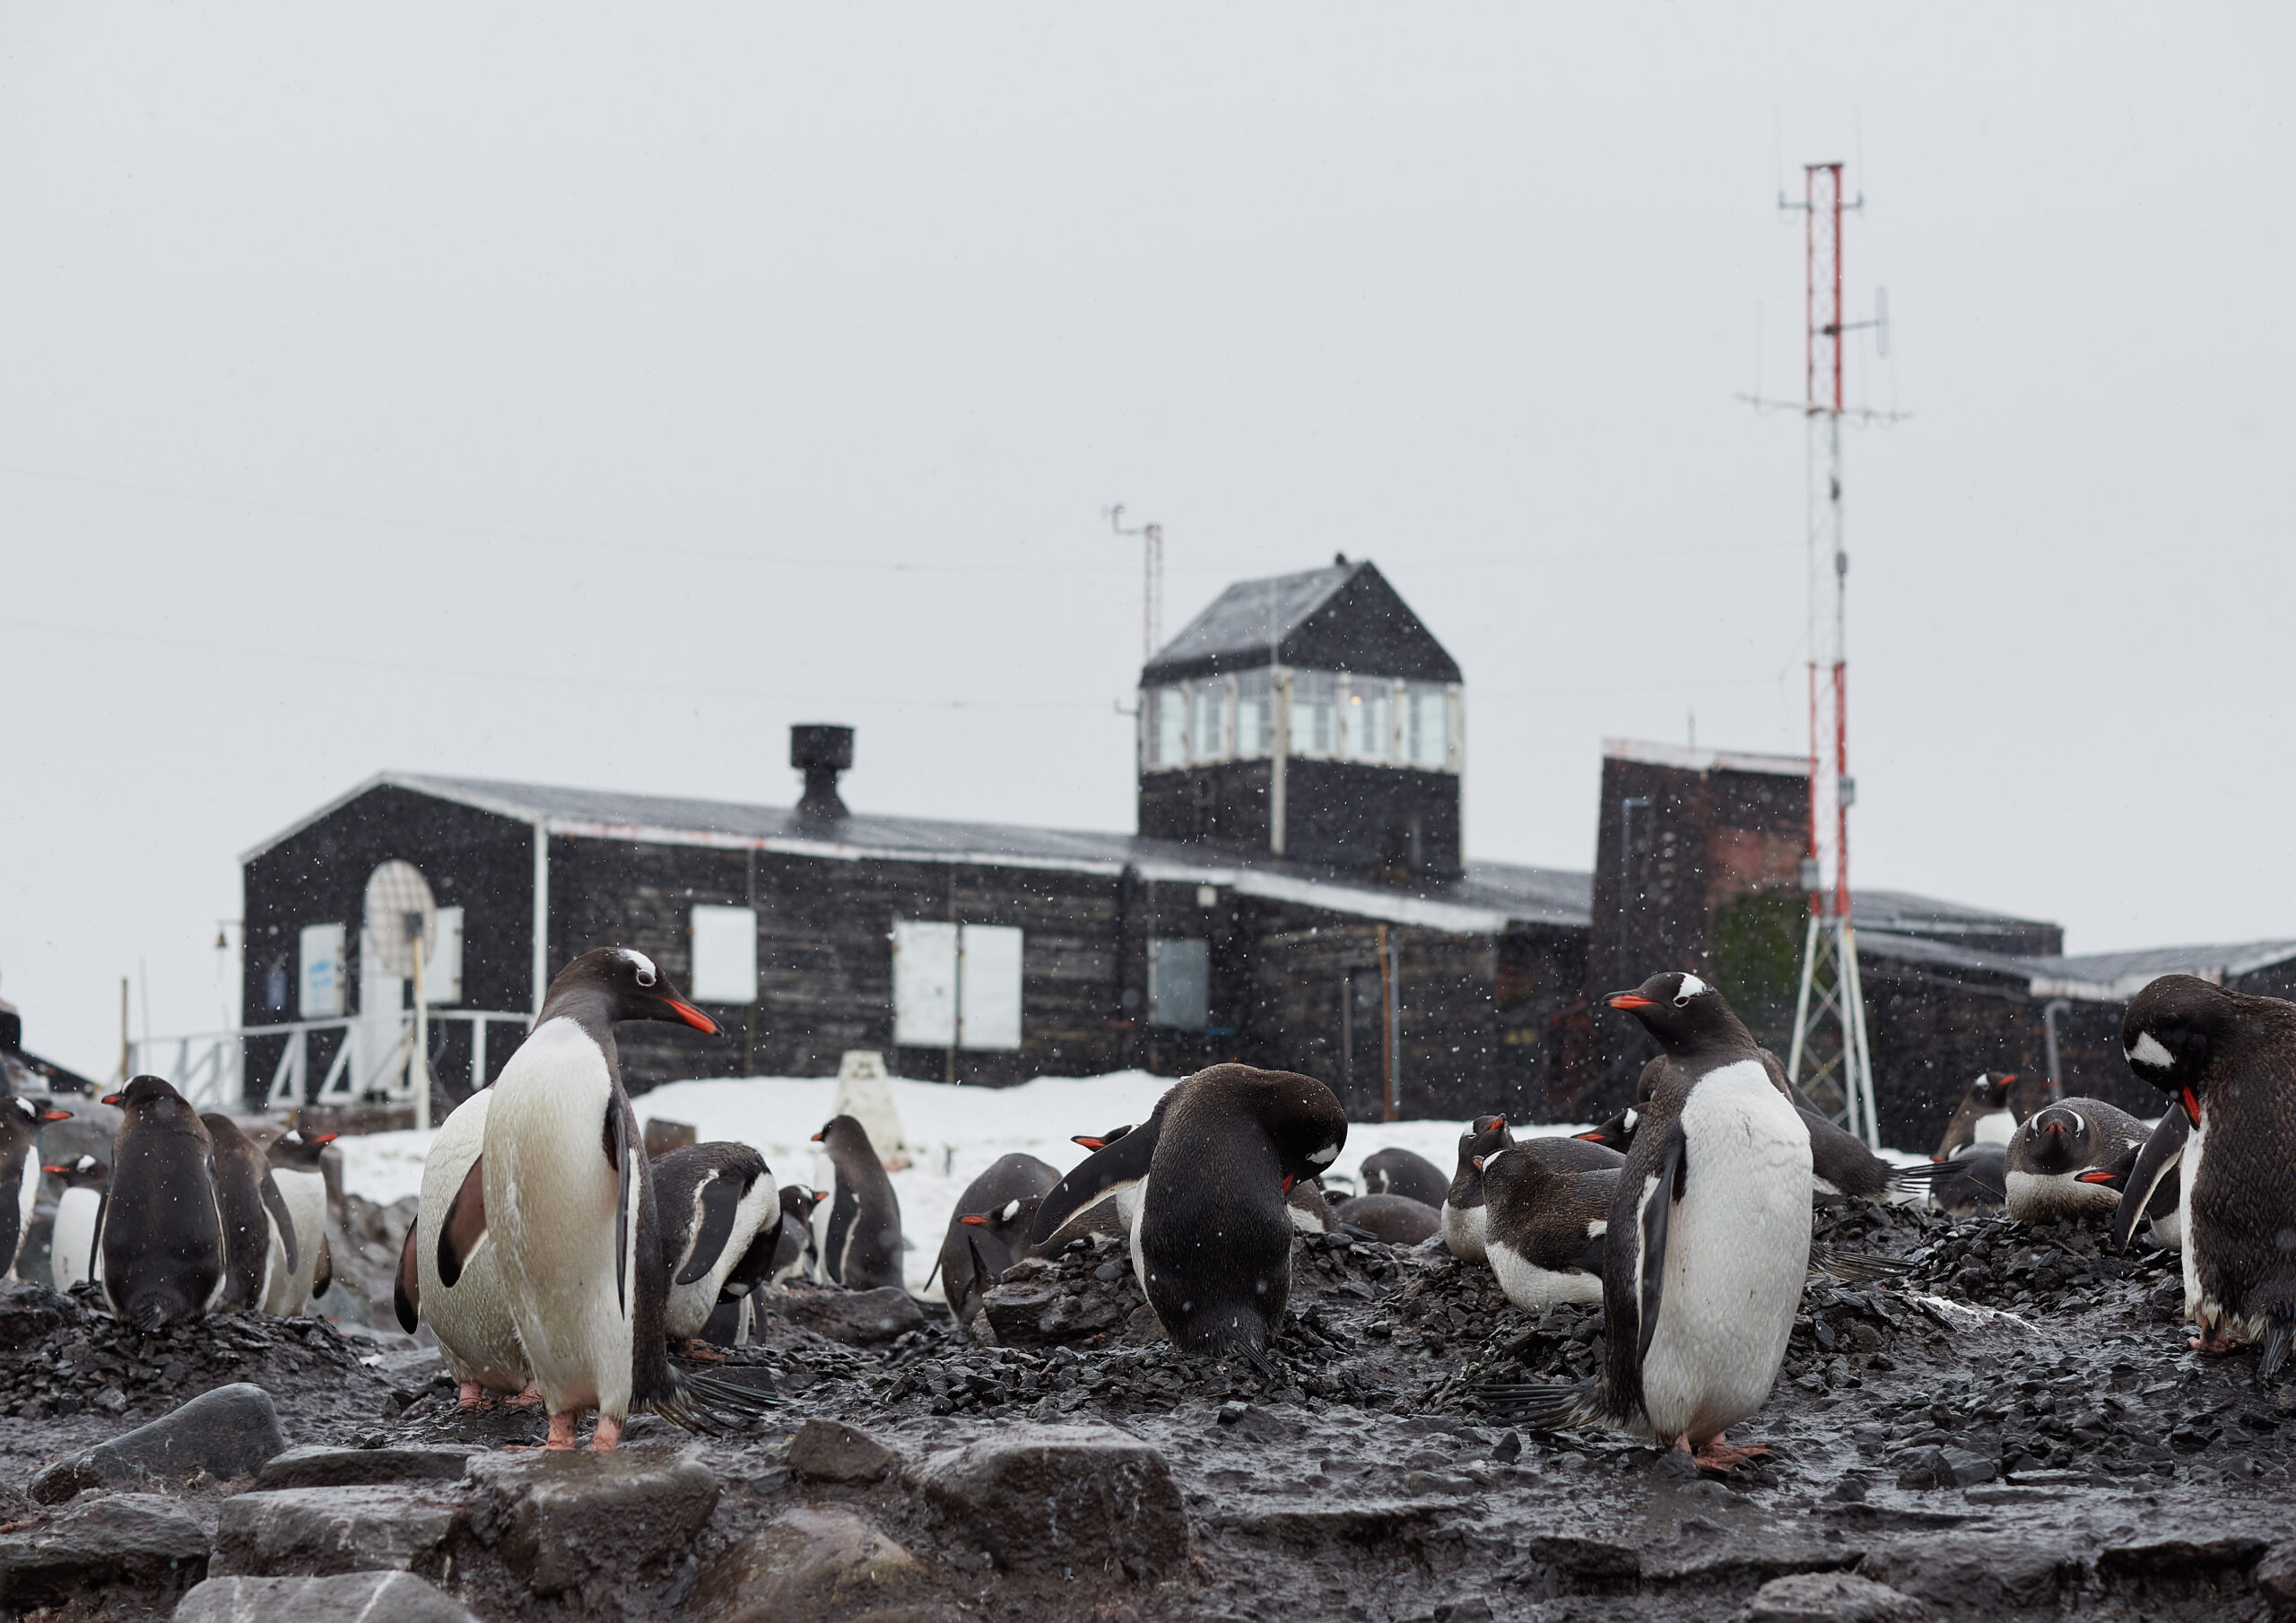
left=333, top=1069, right=1603, bottom=1299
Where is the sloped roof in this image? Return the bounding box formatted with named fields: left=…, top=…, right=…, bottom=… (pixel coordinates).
left=1141, top=559, right=1462, bottom=686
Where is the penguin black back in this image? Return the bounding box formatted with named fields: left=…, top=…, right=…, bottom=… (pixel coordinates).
left=1359, top=1147, right=1446, bottom=1208
left=1135, top=1063, right=1347, bottom=1370
left=100, top=1077, right=224, bottom=1329
left=940, top=1152, right=1061, bottom=1323
left=201, top=1114, right=297, bottom=1311
left=812, top=1115, right=904, bottom=1290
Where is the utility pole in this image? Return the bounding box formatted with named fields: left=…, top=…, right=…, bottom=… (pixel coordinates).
left=1107, top=504, right=1164, bottom=664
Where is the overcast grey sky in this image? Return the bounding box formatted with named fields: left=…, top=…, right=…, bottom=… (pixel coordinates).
left=2, top=5, right=2289, bottom=1077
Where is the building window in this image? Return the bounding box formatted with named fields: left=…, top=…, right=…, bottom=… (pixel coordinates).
left=1148, top=937, right=1210, bottom=1030
left=1234, top=668, right=1272, bottom=758
left=1405, top=683, right=1450, bottom=769
left=1344, top=678, right=1392, bottom=762
left=891, top=919, right=1023, bottom=1051
left=1143, top=685, right=1187, bottom=770
left=1191, top=681, right=1231, bottom=763
left=299, top=924, right=345, bottom=1019
left=689, top=904, right=758, bottom=1003
left=1292, top=670, right=1337, bottom=757
left=263, top=955, right=291, bottom=1013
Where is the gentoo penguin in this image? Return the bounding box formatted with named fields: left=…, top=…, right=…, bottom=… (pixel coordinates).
left=44, top=1154, right=108, bottom=1289
left=1481, top=1139, right=1626, bottom=1311
left=810, top=1115, right=904, bottom=1291
left=2122, top=974, right=2296, bottom=1371
left=1126, top=1063, right=1348, bottom=1374
left=1935, top=1072, right=2023, bottom=1159
left=2, top=1095, right=71, bottom=1279
left=938, top=1153, right=1062, bottom=1324
left=1028, top=1109, right=1168, bottom=1249
left=259, top=1127, right=336, bottom=1315
left=1359, top=1147, right=1448, bottom=1210
left=436, top=949, right=776, bottom=1450
left=1480, top=989, right=1812, bottom=1471
left=1330, top=1192, right=1440, bottom=1245
left=398, top=1087, right=530, bottom=1408
left=2109, top=1108, right=2190, bottom=1252
left=1441, top=1115, right=1517, bottom=1263
left=98, top=1077, right=225, bottom=1329
left=201, top=1114, right=297, bottom=1314
left=653, top=1141, right=778, bottom=1357
left=711, top=1185, right=826, bottom=1347
left=1924, top=1144, right=2007, bottom=1216
left=2002, top=1098, right=2148, bottom=1222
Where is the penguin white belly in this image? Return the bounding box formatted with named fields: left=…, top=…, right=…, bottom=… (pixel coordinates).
left=1488, top=1235, right=1602, bottom=1311
left=2179, top=1119, right=2208, bottom=1324
left=9, top=1155, right=37, bottom=1276
left=419, top=1092, right=527, bottom=1394
left=1972, top=1110, right=2015, bottom=1148
left=1637, top=1063, right=1812, bottom=1445
left=2004, top=1168, right=2118, bottom=1222
left=1441, top=1202, right=1489, bottom=1263
left=50, top=1187, right=101, bottom=1289
left=258, top=1170, right=328, bottom=1315
left=484, top=1020, right=633, bottom=1417
left=2150, top=1210, right=2184, bottom=1251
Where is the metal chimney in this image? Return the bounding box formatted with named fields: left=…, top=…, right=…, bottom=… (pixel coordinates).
left=790, top=725, right=854, bottom=821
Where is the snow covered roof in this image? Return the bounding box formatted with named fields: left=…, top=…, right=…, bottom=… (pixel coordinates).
left=1857, top=924, right=2296, bottom=1002
left=1140, top=559, right=1462, bottom=686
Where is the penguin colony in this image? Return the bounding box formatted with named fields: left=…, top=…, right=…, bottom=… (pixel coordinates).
left=20, top=946, right=2288, bottom=1487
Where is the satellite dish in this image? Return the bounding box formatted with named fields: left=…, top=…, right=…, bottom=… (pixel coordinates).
left=363, top=861, right=437, bottom=979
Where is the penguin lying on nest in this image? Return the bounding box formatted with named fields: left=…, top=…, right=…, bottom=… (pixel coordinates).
left=2002, top=1099, right=2148, bottom=1222
left=1477, top=979, right=1813, bottom=1471
left=436, top=949, right=780, bottom=1451
left=2122, top=974, right=2296, bottom=1377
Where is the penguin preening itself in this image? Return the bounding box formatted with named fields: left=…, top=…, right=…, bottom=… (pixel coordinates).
left=2, top=1095, right=71, bottom=1279
left=2122, top=974, right=2296, bottom=1374
left=938, top=1153, right=1062, bottom=1325
left=2002, top=1099, right=2148, bottom=1222
left=1112, top=1063, right=1347, bottom=1376
left=2109, top=1108, right=2190, bottom=1253
left=98, top=1077, right=225, bottom=1329
left=45, top=1154, right=108, bottom=1290
left=810, top=1115, right=905, bottom=1291
left=1480, top=985, right=1813, bottom=1471
left=260, top=1127, right=336, bottom=1315
left=201, top=1114, right=298, bottom=1314
left=1441, top=1115, right=1517, bottom=1263
left=401, top=1089, right=533, bottom=1408
left=436, top=949, right=777, bottom=1451
left=654, top=1141, right=778, bottom=1358
left=1359, top=1147, right=1448, bottom=1210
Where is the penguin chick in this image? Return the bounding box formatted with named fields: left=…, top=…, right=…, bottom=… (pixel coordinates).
left=1330, top=1192, right=1440, bottom=1245
left=2003, top=1099, right=2148, bottom=1222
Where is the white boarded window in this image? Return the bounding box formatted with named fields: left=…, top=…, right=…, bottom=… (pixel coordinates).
left=1344, top=679, right=1392, bottom=761
left=1405, top=684, right=1450, bottom=769
left=1292, top=670, right=1336, bottom=756
left=958, top=924, right=1023, bottom=1051
left=1235, top=668, right=1271, bottom=757
left=423, top=907, right=465, bottom=1004
left=299, top=924, right=345, bottom=1019
left=893, top=920, right=958, bottom=1046
left=1150, top=686, right=1186, bottom=768
left=1191, top=681, right=1230, bottom=763
left=689, top=905, right=758, bottom=1003
left=1148, top=937, right=1210, bottom=1030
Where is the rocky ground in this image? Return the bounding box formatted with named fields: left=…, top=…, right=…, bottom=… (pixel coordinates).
left=3, top=1196, right=2294, bottom=1623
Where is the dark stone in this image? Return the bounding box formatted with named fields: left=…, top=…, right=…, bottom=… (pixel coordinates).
left=2096, top=1534, right=2269, bottom=1577
left=1863, top=1534, right=2077, bottom=1611
left=255, top=1444, right=479, bottom=1490
left=1892, top=1447, right=1947, bottom=1490
left=177, top=1569, right=484, bottom=1622
left=914, top=1424, right=1187, bottom=1579
left=787, top=1419, right=896, bottom=1484
left=694, top=1507, right=920, bottom=1623
left=0, top=1493, right=210, bottom=1606
left=774, top=1288, right=927, bottom=1346
left=213, top=1485, right=465, bottom=1578
left=30, top=1382, right=287, bottom=1503
left=1741, top=1572, right=1926, bottom=1622
left=2258, top=1540, right=2296, bottom=1620
left=1521, top=1533, right=1638, bottom=1584
left=0, top=1282, right=72, bottom=1351
left=466, top=1444, right=719, bottom=1593
left=1937, top=1448, right=1996, bottom=1487
left=1649, top=1451, right=1700, bottom=1481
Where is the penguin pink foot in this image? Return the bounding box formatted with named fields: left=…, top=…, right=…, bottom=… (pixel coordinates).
left=1682, top=1435, right=1769, bottom=1474
left=2191, top=1324, right=2247, bottom=1355
left=543, top=1411, right=579, bottom=1452
left=457, top=1383, right=492, bottom=1411
left=589, top=1415, right=623, bottom=1453
left=504, top=1384, right=544, bottom=1409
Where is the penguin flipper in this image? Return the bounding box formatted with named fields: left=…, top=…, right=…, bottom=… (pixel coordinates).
left=437, top=1157, right=487, bottom=1289
left=1632, top=1122, right=1684, bottom=1365
left=674, top=1171, right=746, bottom=1287
left=394, top=1218, right=422, bottom=1333
left=314, top=1234, right=333, bottom=1298
left=1029, top=1121, right=1161, bottom=1246
left=604, top=1100, right=632, bottom=1316
left=257, top=1173, right=300, bottom=1279
left=2111, top=1110, right=2190, bottom=1252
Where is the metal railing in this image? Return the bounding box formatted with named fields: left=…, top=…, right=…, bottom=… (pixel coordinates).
left=129, top=1009, right=532, bottom=1115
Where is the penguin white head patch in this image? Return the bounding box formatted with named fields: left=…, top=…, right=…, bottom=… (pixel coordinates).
left=1622, top=1107, right=1639, bottom=1132
left=1672, top=973, right=1709, bottom=1006
left=2126, top=1031, right=2174, bottom=1074
left=620, top=949, right=659, bottom=987
left=999, top=1198, right=1021, bottom=1222
left=1308, top=1142, right=1339, bottom=1167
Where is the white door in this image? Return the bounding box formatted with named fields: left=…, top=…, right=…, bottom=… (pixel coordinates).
left=423, top=907, right=465, bottom=1004
left=891, top=920, right=957, bottom=1047
left=688, top=905, right=758, bottom=1004
left=958, top=924, right=1023, bottom=1052
left=298, top=924, right=345, bottom=1019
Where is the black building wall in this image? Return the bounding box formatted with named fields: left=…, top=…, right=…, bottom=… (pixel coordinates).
left=1139, top=759, right=1460, bottom=877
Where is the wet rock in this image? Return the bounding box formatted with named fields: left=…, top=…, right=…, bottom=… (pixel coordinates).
left=0, top=1493, right=210, bottom=1606
left=695, top=1506, right=920, bottom=1622
left=914, top=1423, right=1186, bottom=1579
left=982, top=1254, right=1135, bottom=1345
left=256, top=1443, right=478, bottom=1489
left=0, top=1282, right=72, bottom=1351
left=787, top=1418, right=896, bottom=1483
left=176, top=1568, right=483, bottom=1622
left=30, top=1381, right=287, bottom=1502
left=1862, top=1534, right=2078, bottom=1612
left=213, top=1485, right=465, bottom=1577
left=2258, top=1540, right=2296, bottom=1620
left=466, top=1443, right=718, bottom=1593
left=1740, top=1571, right=1926, bottom=1622
left=775, top=1287, right=927, bottom=1346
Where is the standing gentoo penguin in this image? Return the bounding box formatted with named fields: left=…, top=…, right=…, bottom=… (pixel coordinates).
left=45, top=1155, right=109, bottom=1289
left=1359, top=1147, right=1448, bottom=1210
left=259, top=1127, right=336, bottom=1315
left=1935, top=1072, right=2024, bottom=1159
left=2122, top=974, right=2296, bottom=1371
left=399, top=1089, right=530, bottom=1408
left=809, top=1115, right=905, bottom=1290
left=653, top=1141, right=778, bottom=1358
left=2002, top=1099, right=2149, bottom=1222
left=1479, top=983, right=1813, bottom=1471
left=1481, top=1139, right=1626, bottom=1311
left=1128, top=1063, right=1348, bottom=1374
left=1442, top=1115, right=1517, bottom=1263
left=98, top=1077, right=225, bottom=1328
left=2, top=1095, right=71, bottom=1279
left=938, top=1153, right=1062, bottom=1325
left=201, top=1114, right=297, bottom=1313
left=2109, top=1108, right=2191, bottom=1253
left=436, top=949, right=777, bottom=1450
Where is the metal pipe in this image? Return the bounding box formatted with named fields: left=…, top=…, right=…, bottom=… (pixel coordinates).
left=2041, top=997, right=2073, bottom=1085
